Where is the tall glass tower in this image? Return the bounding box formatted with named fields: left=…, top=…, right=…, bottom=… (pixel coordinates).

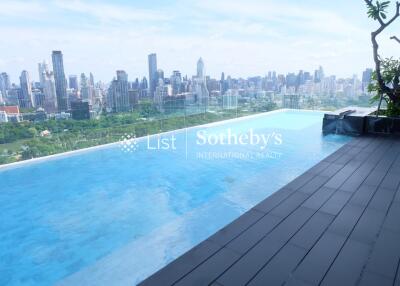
left=197, top=57, right=205, bottom=78
left=148, top=53, right=157, bottom=99
left=19, top=70, right=34, bottom=108
left=52, top=51, right=68, bottom=111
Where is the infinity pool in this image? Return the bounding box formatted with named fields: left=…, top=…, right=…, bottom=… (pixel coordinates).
left=0, top=110, right=351, bottom=285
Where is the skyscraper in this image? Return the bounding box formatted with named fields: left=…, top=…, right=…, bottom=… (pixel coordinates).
left=314, top=66, right=324, bottom=83
left=38, top=61, right=49, bottom=89
left=107, top=70, right=130, bottom=112
left=148, top=53, right=157, bottom=99
left=197, top=57, right=205, bottom=78
left=194, top=57, right=209, bottom=108
left=69, top=75, right=79, bottom=90
left=0, top=72, right=10, bottom=100
left=362, top=68, right=373, bottom=93
left=43, top=71, right=57, bottom=113
left=19, top=70, right=34, bottom=108
left=171, top=70, right=182, bottom=95
left=80, top=73, right=90, bottom=103
left=52, top=51, right=68, bottom=111
left=89, top=72, right=95, bottom=87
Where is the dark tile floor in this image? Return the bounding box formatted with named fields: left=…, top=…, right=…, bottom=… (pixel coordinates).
left=139, top=136, right=400, bottom=286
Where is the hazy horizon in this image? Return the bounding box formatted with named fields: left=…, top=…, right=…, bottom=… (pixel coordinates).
left=1, top=0, right=399, bottom=82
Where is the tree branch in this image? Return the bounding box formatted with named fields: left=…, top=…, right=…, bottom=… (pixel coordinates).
left=369, top=1, right=400, bottom=102
left=394, top=65, right=400, bottom=90
left=364, top=0, right=385, bottom=25
left=391, top=36, right=400, bottom=43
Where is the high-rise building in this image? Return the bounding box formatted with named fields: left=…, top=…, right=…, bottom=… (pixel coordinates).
left=0, top=72, right=11, bottom=100
left=170, top=70, right=182, bottom=95
left=362, top=68, right=373, bottom=93
left=89, top=72, right=95, bottom=87
left=52, top=51, right=68, bottom=111
left=197, top=57, right=205, bottom=78
left=194, top=57, right=209, bottom=108
left=80, top=73, right=91, bottom=103
left=42, top=71, right=57, bottom=113
left=314, top=66, right=324, bottom=83
left=69, top=75, right=79, bottom=90
left=38, top=61, right=49, bottom=89
left=222, top=89, right=238, bottom=110
left=154, top=79, right=168, bottom=112
left=148, top=53, right=158, bottom=98
left=19, top=70, right=34, bottom=108
left=220, top=72, right=227, bottom=95
left=107, top=70, right=130, bottom=112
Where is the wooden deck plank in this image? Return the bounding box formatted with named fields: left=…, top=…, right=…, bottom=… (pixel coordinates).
left=139, top=136, right=400, bottom=286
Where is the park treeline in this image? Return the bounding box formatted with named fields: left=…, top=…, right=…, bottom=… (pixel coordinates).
left=0, top=102, right=278, bottom=164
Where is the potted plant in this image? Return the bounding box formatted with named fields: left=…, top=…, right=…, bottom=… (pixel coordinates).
left=364, top=0, right=400, bottom=133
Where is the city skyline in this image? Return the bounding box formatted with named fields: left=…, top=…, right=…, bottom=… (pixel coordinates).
left=0, top=51, right=373, bottom=87
left=1, top=0, right=399, bottom=81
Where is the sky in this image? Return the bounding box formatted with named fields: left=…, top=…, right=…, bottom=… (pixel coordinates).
left=0, top=0, right=399, bottom=83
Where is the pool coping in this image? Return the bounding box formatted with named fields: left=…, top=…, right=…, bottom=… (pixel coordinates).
left=0, top=108, right=330, bottom=171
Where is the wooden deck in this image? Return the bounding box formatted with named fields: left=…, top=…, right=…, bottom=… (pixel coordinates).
left=139, top=136, right=400, bottom=286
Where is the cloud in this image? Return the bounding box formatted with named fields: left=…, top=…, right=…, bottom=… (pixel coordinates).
left=194, top=0, right=367, bottom=37
left=0, top=1, right=46, bottom=17
left=54, top=0, right=171, bottom=24
left=1, top=0, right=397, bottom=83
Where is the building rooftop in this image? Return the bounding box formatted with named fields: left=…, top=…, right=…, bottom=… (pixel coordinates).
left=140, top=135, right=400, bottom=286
left=0, top=105, right=20, bottom=114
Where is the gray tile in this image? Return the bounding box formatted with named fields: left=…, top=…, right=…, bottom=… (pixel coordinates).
left=363, top=170, right=388, bottom=187
left=324, top=164, right=359, bottom=189
left=174, top=247, right=239, bottom=286
left=395, top=261, right=400, bottom=286
left=383, top=202, right=400, bottom=234
left=285, top=172, right=315, bottom=191
left=291, top=232, right=346, bottom=285
left=350, top=208, right=386, bottom=245
left=138, top=240, right=221, bottom=286
left=269, top=192, right=309, bottom=217
left=290, top=211, right=335, bottom=250
left=320, top=190, right=352, bottom=216
left=268, top=207, right=315, bottom=243
left=380, top=171, right=400, bottom=191
left=301, top=187, right=336, bottom=210
left=319, top=163, right=344, bottom=177
left=284, top=278, right=314, bottom=286
left=247, top=244, right=307, bottom=286
left=225, top=214, right=282, bottom=255
left=252, top=188, right=294, bottom=213
left=339, top=164, right=374, bottom=192
left=368, top=188, right=395, bottom=212
left=217, top=238, right=284, bottom=286
left=327, top=204, right=364, bottom=237
left=358, top=271, right=393, bottom=286
left=365, top=230, right=400, bottom=279
left=297, top=175, right=330, bottom=194
left=307, top=161, right=330, bottom=175
left=208, top=209, right=265, bottom=246
left=321, top=239, right=371, bottom=286
left=349, top=184, right=377, bottom=207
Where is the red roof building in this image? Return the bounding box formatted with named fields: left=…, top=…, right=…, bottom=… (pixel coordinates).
left=0, top=106, right=20, bottom=114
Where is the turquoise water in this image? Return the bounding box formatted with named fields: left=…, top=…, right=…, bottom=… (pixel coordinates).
left=0, top=110, right=351, bottom=285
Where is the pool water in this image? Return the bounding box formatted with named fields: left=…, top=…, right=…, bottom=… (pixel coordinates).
left=0, top=110, right=351, bottom=285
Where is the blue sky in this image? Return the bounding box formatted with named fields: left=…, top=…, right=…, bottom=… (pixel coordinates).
left=0, top=0, right=399, bottom=82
